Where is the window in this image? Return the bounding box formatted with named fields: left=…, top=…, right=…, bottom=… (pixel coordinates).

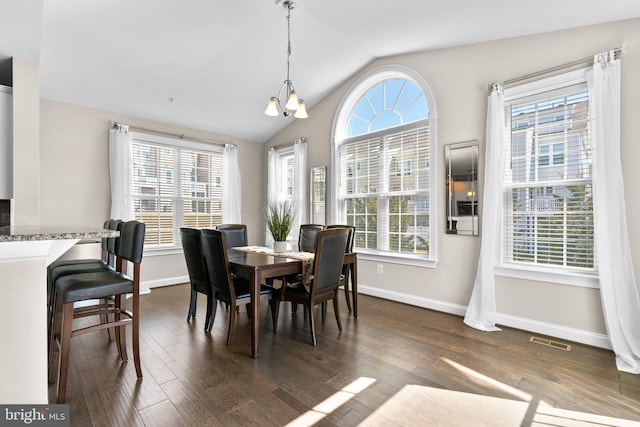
left=267, top=141, right=307, bottom=243
left=130, top=133, right=224, bottom=249
left=333, top=66, right=435, bottom=262
left=503, top=71, right=594, bottom=272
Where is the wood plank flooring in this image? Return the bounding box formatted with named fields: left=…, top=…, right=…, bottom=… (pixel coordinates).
left=50, top=283, right=640, bottom=426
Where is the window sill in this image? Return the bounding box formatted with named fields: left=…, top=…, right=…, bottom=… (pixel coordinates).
left=494, top=265, right=599, bottom=289
left=143, top=247, right=184, bottom=257
left=356, top=251, right=437, bottom=268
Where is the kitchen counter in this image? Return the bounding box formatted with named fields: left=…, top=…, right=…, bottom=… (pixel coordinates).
left=0, top=225, right=117, bottom=404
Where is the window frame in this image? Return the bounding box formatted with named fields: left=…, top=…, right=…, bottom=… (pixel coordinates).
left=331, top=65, right=437, bottom=268
left=498, top=68, right=598, bottom=287
left=129, top=131, right=225, bottom=255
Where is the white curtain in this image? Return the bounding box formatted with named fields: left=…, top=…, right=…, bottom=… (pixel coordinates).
left=222, top=144, right=242, bottom=224
left=292, top=141, right=308, bottom=238
left=589, top=51, right=640, bottom=374
left=108, top=125, right=133, bottom=220
left=266, top=147, right=279, bottom=246
left=464, top=84, right=504, bottom=332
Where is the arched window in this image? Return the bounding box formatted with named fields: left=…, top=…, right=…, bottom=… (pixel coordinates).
left=332, top=65, right=436, bottom=263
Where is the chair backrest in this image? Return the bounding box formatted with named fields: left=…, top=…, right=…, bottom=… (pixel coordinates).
left=325, top=225, right=355, bottom=253
left=216, top=224, right=248, bottom=248
left=117, top=220, right=146, bottom=264
left=298, top=224, right=324, bottom=252
left=200, top=229, right=235, bottom=301
left=311, top=228, right=348, bottom=298
left=180, top=228, right=208, bottom=287
left=107, top=220, right=125, bottom=268
left=101, top=219, right=114, bottom=252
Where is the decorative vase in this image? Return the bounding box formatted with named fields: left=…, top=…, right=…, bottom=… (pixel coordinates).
left=273, top=241, right=288, bottom=253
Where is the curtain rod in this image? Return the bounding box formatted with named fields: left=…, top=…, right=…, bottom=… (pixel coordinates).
left=490, top=47, right=621, bottom=89
left=112, top=122, right=236, bottom=149
left=271, top=137, right=307, bottom=151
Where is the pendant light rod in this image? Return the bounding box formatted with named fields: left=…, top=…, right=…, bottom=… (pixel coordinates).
left=265, top=0, right=308, bottom=119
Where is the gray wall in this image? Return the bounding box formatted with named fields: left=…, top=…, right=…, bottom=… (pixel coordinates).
left=263, top=18, right=640, bottom=348
left=38, top=99, right=264, bottom=286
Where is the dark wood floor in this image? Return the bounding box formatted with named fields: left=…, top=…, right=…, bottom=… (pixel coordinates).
left=51, top=283, right=640, bottom=426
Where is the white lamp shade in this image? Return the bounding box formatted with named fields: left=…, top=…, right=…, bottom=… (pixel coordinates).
left=285, top=90, right=299, bottom=110
left=265, top=97, right=279, bottom=116
left=294, top=100, right=308, bottom=119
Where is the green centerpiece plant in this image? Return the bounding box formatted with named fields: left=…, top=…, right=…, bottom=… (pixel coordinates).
left=262, top=201, right=295, bottom=252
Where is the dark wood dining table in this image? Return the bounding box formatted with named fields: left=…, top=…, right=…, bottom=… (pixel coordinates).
left=227, top=248, right=358, bottom=358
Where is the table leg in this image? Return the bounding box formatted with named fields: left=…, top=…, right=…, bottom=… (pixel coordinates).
left=351, top=260, right=358, bottom=318
left=251, top=270, right=260, bottom=358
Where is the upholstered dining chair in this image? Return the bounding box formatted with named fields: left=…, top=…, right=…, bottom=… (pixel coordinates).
left=200, top=229, right=275, bottom=345
left=273, top=228, right=348, bottom=345
left=279, top=224, right=324, bottom=315
left=49, top=220, right=146, bottom=403
left=180, top=227, right=216, bottom=332
left=325, top=224, right=356, bottom=313
left=216, top=224, right=248, bottom=248
left=298, top=224, right=324, bottom=252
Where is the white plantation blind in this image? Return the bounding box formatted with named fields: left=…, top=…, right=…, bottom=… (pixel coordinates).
left=130, top=134, right=223, bottom=248
left=338, top=126, right=430, bottom=254
left=504, top=76, right=595, bottom=271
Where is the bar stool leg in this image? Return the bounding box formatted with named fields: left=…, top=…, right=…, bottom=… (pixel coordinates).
left=56, top=303, right=75, bottom=404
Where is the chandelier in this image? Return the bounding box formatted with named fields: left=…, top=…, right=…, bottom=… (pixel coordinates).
left=264, top=1, right=308, bottom=119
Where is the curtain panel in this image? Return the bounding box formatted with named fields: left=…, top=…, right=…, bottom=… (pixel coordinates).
left=589, top=52, right=640, bottom=374
left=108, top=126, right=132, bottom=221
left=463, top=84, right=504, bottom=332
left=222, top=144, right=242, bottom=224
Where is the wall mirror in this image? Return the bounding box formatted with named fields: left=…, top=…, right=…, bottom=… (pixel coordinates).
left=309, top=166, right=326, bottom=225
left=445, top=140, right=479, bottom=235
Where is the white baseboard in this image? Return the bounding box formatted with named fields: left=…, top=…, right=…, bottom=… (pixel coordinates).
left=143, top=275, right=189, bottom=289
left=358, top=284, right=612, bottom=350
left=358, top=284, right=468, bottom=316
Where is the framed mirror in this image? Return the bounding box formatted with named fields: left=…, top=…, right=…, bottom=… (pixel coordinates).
left=445, top=140, right=479, bottom=235
left=309, top=166, right=326, bottom=225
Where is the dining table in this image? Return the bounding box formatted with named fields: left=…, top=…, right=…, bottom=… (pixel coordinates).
left=227, top=247, right=358, bottom=358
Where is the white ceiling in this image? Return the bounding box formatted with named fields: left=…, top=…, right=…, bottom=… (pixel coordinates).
left=2, top=0, right=640, bottom=143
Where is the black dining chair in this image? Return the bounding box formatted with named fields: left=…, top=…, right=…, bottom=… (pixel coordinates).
left=273, top=228, right=348, bottom=346
left=277, top=224, right=324, bottom=315
left=298, top=224, right=324, bottom=252
left=48, top=220, right=146, bottom=403
left=325, top=224, right=356, bottom=314
left=200, top=229, right=275, bottom=345
left=180, top=227, right=216, bottom=332
left=216, top=224, right=248, bottom=248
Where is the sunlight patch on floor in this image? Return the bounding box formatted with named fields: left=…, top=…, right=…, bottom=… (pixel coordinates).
left=285, top=377, right=377, bottom=427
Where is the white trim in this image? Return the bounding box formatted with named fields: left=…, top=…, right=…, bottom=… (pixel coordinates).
left=143, top=247, right=184, bottom=257
left=330, top=64, right=438, bottom=262
left=144, top=275, right=189, bottom=289
left=494, top=313, right=611, bottom=350
left=359, top=283, right=611, bottom=349
left=495, top=265, right=599, bottom=288
left=359, top=284, right=466, bottom=315
left=357, top=252, right=437, bottom=268
left=130, top=131, right=224, bottom=153
left=504, top=68, right=588, bottom=101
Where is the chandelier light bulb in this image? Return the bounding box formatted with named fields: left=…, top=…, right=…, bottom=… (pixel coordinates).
left=264, top=1, right=308, bottom=119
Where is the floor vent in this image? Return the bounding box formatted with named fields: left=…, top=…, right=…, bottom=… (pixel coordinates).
left=529, top=336, right=571, bottom=351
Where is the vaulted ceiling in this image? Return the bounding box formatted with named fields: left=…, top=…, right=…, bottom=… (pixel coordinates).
left=2, top=0, right=640, bottom=142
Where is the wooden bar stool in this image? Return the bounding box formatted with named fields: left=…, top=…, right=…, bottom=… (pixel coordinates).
left=48, top=220, right=145, bottom=403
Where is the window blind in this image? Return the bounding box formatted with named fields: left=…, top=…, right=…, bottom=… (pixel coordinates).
left=338, top=126, right=430, bottom=254
left=130, top=137, right=223, bottom=248
left=504, top=80, right=595, bottom=270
